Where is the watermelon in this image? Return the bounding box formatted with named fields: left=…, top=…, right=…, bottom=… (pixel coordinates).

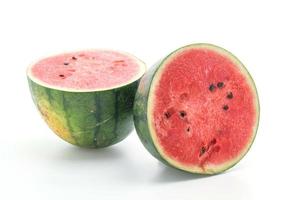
left=27, top=50, right=146, bottom=148
left=133, top=43, right=259, bottom=174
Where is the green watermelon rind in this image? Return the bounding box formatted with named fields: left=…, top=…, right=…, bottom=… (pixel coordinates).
left=27, top=51, right=146, bottom=148
left=133, top=43, right=260, bottom=174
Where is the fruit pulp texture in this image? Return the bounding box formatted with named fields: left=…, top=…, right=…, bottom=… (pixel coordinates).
left=31, top=50, right=140, bottom=90
left=152, top=48, right=257, bottom=166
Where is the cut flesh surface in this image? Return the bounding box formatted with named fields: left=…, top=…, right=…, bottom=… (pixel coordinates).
left=148, top=44, right=259, bottom=173
left=28, top=50, right=145, bottom=91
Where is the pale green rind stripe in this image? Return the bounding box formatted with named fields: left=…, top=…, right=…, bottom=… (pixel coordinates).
left=62, top=92, right=97, bottom=147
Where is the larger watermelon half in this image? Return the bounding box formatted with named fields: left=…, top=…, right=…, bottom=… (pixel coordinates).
left=134, top=43, right=259, bottom=174
left=27, top=50, right=146, bottom=148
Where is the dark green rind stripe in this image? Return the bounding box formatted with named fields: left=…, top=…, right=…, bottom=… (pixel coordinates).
left=96, top=81, right=139, bottom=147
left=114, top=81, right=138, bottom=142
left=46, top=88, right=53, bottom=104
left=95, top=90, right=116, bottom=147
left=28, top=78, right=140, bottom=148
left=113, top=90, right=119, bottom=143
left=93, top=93, right=100, bottom=147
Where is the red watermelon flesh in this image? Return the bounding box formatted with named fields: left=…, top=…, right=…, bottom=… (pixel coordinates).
left=151, top=47, right=258, bottom=170
left=30, top=50, right=143, bottom=90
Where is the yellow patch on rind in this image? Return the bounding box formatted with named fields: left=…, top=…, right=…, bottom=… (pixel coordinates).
left=37, top=99, right=76, bottom=145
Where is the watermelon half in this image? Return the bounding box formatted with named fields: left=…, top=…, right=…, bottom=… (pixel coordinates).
left=133, top=44, right=259, bottom=174
left=27, top=50, right=146, bottom=148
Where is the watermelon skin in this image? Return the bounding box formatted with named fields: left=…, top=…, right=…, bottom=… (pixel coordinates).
left=133, top=63, right=167, bottom=161
left=133, top=43, right=260, bottom=174
left=28, top=78, right=139, bottom=148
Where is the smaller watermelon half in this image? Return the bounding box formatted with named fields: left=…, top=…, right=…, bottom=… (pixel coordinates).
left=27, top=50, right=146, bottom=148
left=134, top=44, right=259, bottom=174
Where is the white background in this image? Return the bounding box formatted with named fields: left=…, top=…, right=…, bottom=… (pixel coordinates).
left=0, top=0, right=293, bottom=199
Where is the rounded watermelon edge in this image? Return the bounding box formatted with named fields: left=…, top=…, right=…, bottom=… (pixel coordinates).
left=133, top=43, right=260, bottom=174
left=27, top=50, right=146, bottom=148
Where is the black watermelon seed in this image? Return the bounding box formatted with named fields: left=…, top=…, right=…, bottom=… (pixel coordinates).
left=223, top=105, right=229, bottom=111
left=63, top=62, right=69, bottom=65
left=59, top=74, right=65, bottom=78
left=227, top=92, right=233, bottom=99
left=209, top=84, right=216, bottom=92
left=179, top=111, right=187, bottom=118
left=200, top=147, right=206, bottom=156
left=72, top=56, right=77, bottom=60
left=164, top=112, right=171, bottom=119
left=186, top=127, right=190, bottom=132
left=217, top=82, right=224, bottom=88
